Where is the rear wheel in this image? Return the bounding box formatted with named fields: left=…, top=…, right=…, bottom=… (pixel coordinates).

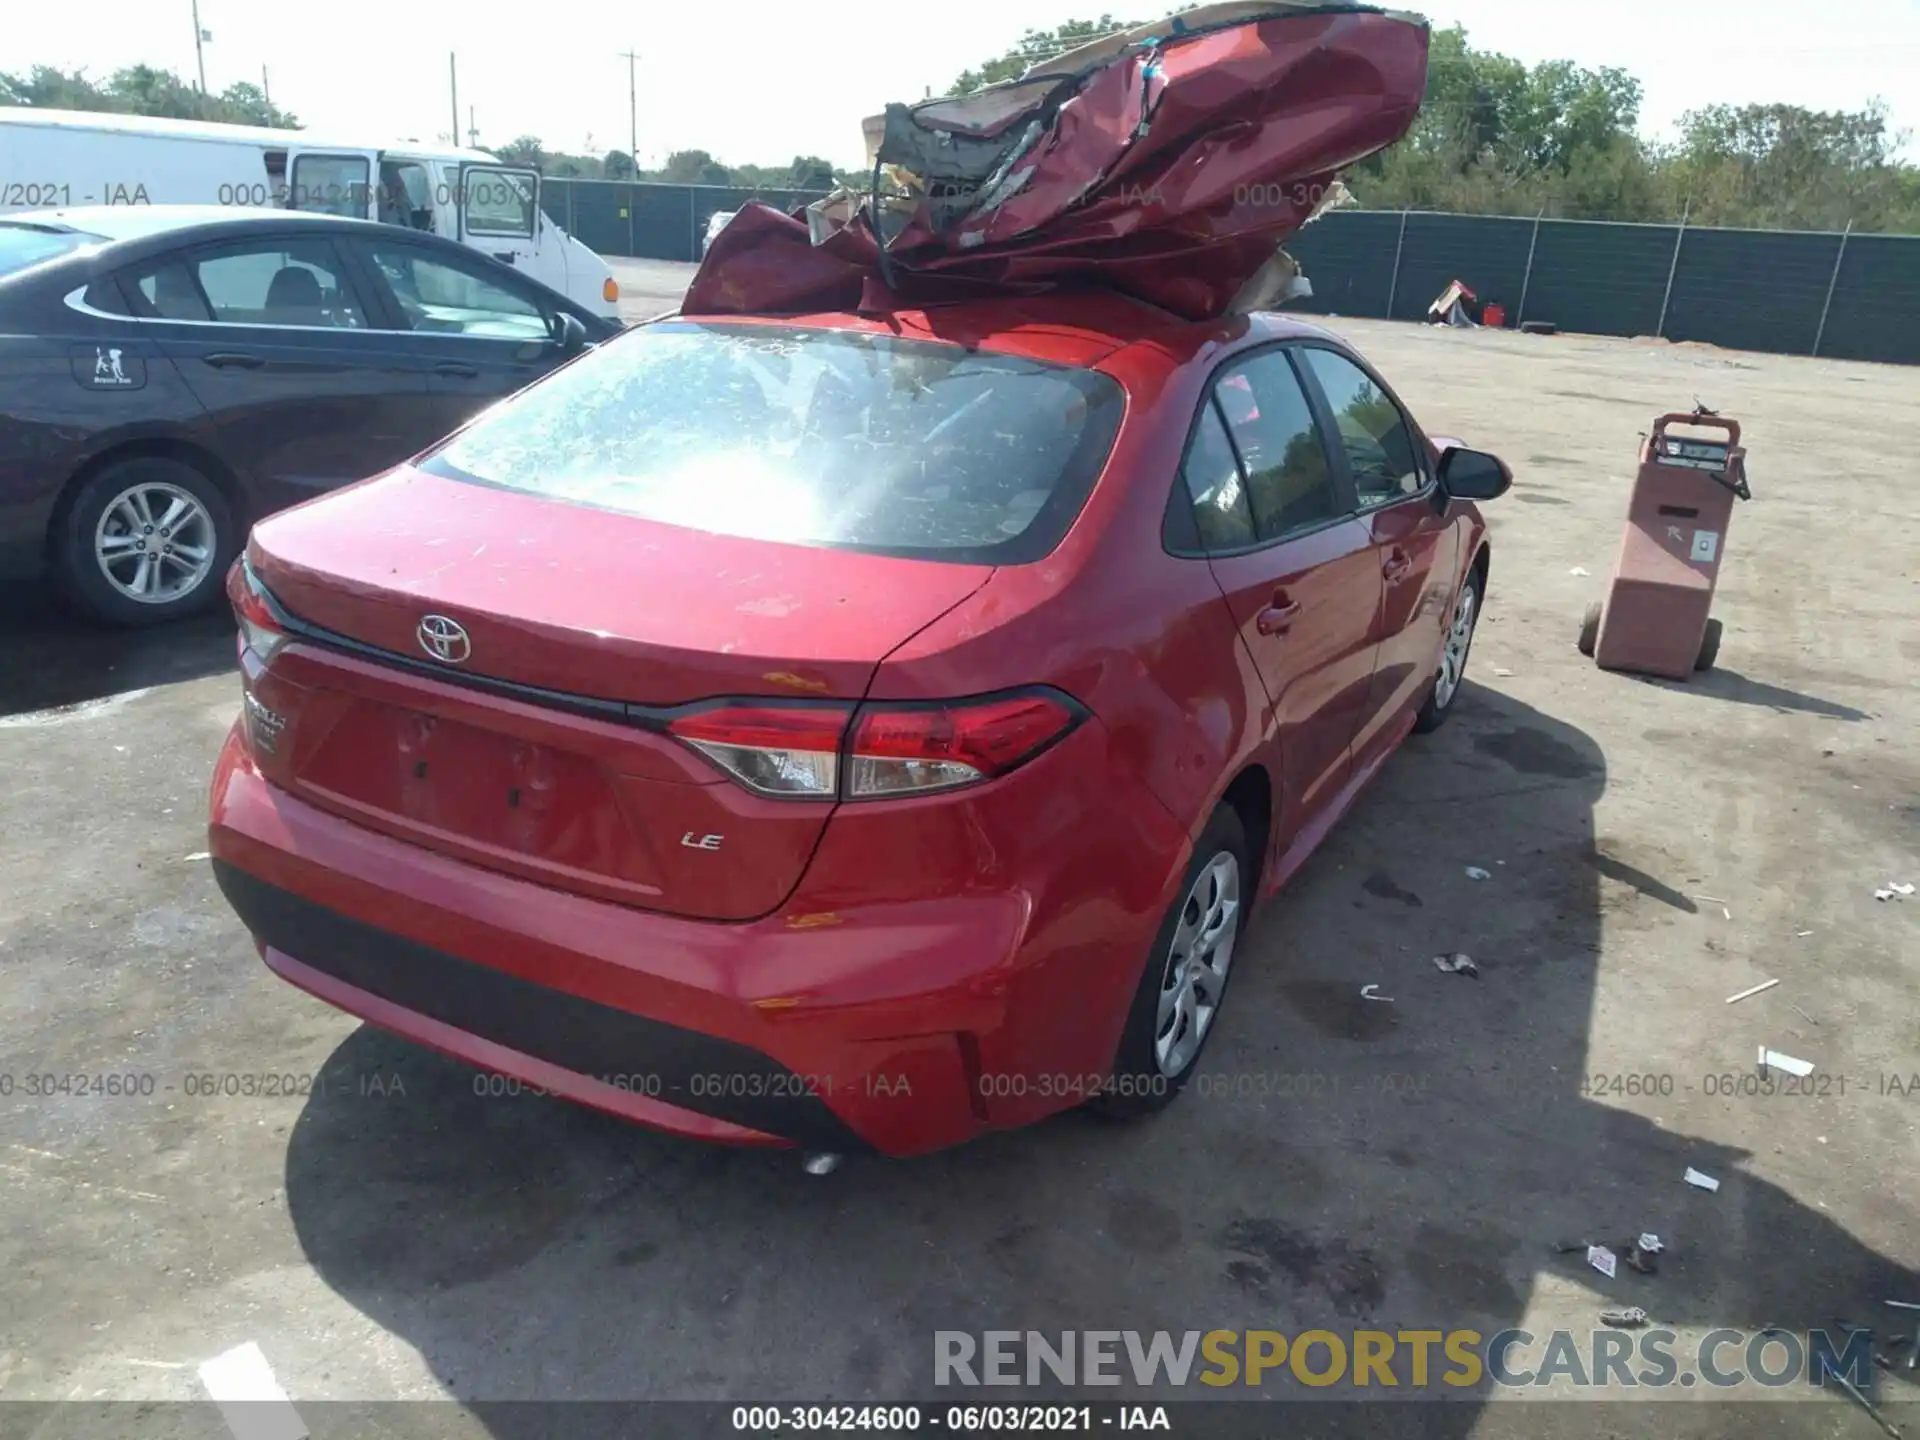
left=1577, top=601, right=1602, bottom=657
left=54, top=457, right=236, bottom=626
left=1097, top=804, right=1249, bottom=1118
left=1695, top=618, right=1723, bottom=672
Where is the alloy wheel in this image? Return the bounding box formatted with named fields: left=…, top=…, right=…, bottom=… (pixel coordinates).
left=93, top=482, right=217, bottom=605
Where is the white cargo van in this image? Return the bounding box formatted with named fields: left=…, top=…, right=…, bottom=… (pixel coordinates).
left=0, top=108, right=620, bottom=319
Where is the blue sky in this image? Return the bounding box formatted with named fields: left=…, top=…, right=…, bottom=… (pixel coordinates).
left=5, top=0, right=1916, bottom=167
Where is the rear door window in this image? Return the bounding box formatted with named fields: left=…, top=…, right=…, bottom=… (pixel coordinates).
left=1213, top=351, right=1341, bottom=539
left=126, top=260, right=213, bottom=321
left=122, top=239, right=369, bottom=329
left=420, top=322, right=1126, bottom=564
left=1179, top=404, right=1257, bottom=551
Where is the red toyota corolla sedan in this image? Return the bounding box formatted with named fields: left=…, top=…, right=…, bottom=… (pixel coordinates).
left=207, top=292, right=1508, bottom=1158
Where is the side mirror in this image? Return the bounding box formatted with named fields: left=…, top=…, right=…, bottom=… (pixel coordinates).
left=549, top=310, right=589, bottom=357
left=1438, top=446, right=1512, bottom=501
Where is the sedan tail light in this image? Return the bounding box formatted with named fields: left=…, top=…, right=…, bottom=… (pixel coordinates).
left=666, top=705, right=848, bottom=798
left=227, top=560, right=289, bottom=666
left=665, top=691, right=1083, bottom=801
left=227, top=560, right=293, bottom=759
left=846, top=693, right=1081, bottom=798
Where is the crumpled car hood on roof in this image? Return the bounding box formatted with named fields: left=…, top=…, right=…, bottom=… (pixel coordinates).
left=685, top=1, right=1429, bottom=322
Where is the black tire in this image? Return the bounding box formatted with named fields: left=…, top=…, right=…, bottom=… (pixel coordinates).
left=1413, top=566, right=1483, bottom=734
left=1096, top=803, right=1251, bottom=1119
left=53, top=456, right=237, bottom=626
left=1577, top=600, right=1602, bottom=658
left=1695, top=618, right=1723, bottom=672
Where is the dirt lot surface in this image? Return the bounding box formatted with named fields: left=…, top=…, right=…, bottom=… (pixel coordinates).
left=1, top=261, right=1915, bottom=1438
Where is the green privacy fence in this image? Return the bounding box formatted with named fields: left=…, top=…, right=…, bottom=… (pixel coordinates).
left=1284, top=211, right=1918, bottom=365
left=539, top=177, right=828, bottom=267
left=540, top=179, right=1920, bottom=365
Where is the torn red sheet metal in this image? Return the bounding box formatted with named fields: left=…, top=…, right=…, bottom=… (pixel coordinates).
left=685, top=2, right=1429, bottom=321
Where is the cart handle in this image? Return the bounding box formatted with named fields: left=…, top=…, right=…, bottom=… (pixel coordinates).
left=1651, top=413, right=1740, bottom=447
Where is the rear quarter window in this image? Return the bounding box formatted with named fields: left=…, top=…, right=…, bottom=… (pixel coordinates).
left=420, top=322, right=1127, bottom=564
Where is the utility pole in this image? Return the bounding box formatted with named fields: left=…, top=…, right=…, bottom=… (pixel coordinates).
left=469, top=105, right=478, bottom=149
left=190, top=0, right=209, bottom=92
left=261, top=65, right=269, bottom=105
left=618, top=50, right=640, bottom=172
left=449, top=53, right=459, bottom=150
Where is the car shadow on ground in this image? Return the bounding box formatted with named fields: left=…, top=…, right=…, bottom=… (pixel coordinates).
left=0, top=580, right=233, bottom=719
left=278, top=681, right=1914, bottom=1437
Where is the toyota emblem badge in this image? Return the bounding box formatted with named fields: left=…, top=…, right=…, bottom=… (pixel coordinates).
left=417, top=614, right=471, bottom=664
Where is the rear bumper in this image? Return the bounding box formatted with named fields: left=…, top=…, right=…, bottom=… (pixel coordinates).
left=208, top=726, right=1185, bottom=1156
left=214, top=861, right=870, bottom=1151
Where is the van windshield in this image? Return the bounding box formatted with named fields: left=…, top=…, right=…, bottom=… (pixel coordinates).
left=420, top=322, right=1126, bottom=565
left=0, top=224, right=105, bottom=278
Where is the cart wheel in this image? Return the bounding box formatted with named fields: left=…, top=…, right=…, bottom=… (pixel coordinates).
left=1695, top=618, right=1723, bottom=672
left=1577, top=601, right=1602, bottom=658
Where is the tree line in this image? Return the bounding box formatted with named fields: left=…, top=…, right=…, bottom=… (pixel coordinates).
left=0, top=64, right=855, bottom=192
left=952, top=18, right=1920, bottom=234
left=10, top=26, right=1918, bottom=234
left=2, top=63, right=298, bottom=129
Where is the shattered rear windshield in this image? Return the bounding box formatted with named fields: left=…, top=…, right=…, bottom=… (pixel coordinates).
left=420, top=321, right=1125, bottom=564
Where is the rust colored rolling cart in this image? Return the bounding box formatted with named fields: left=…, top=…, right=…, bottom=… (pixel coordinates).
left=1578, top=410, right=1752, bottom=678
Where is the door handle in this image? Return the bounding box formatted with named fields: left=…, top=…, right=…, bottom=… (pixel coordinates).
left=1382, top=548, right=1413, bottom=582
left=432, top=361, right=481, bottom=379
left=202, top=352, right=263, bottom=369
left=491, top=252, right=515, bottom=264
left=1255, top=596, right=1303, bottom=636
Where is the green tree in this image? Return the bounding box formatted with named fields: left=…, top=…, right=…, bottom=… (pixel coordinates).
left=948, top=15, right=1133, bottom=96
left=784, top=155, right=837, bottom=190
left=492, top=134, right=546, bottom=169
left=602, top=149, right=636, bottom=180
left=1664, top=101, right=1920, bottom=231
left=0, top=62, right=299, bottom=127
left=662, top=148, right=731, bottom=186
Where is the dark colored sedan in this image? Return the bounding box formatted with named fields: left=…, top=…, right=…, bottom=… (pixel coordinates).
left=0, top=205, right=619, bottom=624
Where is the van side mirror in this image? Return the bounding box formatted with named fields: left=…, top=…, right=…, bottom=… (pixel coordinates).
left=1438, top=446, right=1512, bottom=501
left=549, top=311, right=589, bottom=357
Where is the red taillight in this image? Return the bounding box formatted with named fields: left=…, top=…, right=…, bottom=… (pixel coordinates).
left=666, top=692, right=1082, bottom=800
left=846, top=693, right=1079, bottom=798
left=666, top=705, right=849, bottom=798
left=227, top=560, right=288, bottom=666
left=227, top=560, right=291, bottom=757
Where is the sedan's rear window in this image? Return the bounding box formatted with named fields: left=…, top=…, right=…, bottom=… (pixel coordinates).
left=420, top=322, right=1126, bottom=564
left=0, top=224, right=104, bottom=278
